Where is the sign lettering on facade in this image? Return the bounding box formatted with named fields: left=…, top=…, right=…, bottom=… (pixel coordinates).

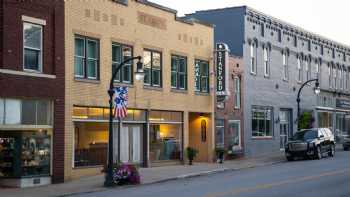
left=216, top=43, right=230, bottom=97
left=137, top=11, right=167, bottom=30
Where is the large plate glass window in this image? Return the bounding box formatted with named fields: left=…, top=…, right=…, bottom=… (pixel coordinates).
left=143, top=50, right=162, bottom=87
left=252, top=106, right=273, bottom=137
left=112, top=43, right=133, bottom=83
left=194, top=59, right=209, bottom=93
left=23, top=22, right=42, bottom=72
left=215, top=119, right=224, bottom=148
left=74, top=35, right=99, bottom=80
left=171, top=55, right=187, bottom=90
left=228, top=120, right=241, bottom=151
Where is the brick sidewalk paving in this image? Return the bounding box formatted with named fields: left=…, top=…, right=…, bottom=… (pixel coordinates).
left=0, top=152, right=285, bottom=197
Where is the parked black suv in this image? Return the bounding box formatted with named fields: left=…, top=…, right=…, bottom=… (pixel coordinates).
left=343, top=135, right=350, bottom=151
left=285, top=128, right=335, bottom=161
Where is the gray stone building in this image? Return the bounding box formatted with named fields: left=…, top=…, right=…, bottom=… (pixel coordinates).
left=187, top=6, right=350, bottom=156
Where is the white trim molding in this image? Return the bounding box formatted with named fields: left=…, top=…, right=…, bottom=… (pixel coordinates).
left=22, top=15, right=46, bottom=26
left=0, top=69, right=56, bottom=79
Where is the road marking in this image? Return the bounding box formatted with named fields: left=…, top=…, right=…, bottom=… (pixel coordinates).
left=203, top=168, right=350, bottom=197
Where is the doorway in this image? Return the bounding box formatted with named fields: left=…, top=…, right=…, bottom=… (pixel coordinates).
left=279, top=109, right=292, bottom=150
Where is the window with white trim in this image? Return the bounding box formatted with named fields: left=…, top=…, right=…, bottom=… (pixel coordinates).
left=23, top=22, right=43, bottom=72
left=305, top=58, right=311, bottom=81
left=339, top=67, right=343, bottom=90
left=328, top=64, right=332, bottom=89
left=315, top=60, right=321, bottom=85
left=297, top=56, right=302, bottom=82
left=112, top=43, right=133, bottom=84
left=263, top=46, right=269, bottom=77
left=143, top=49, right=162, bottom=87
left=252, top=106, right=273, bottom=137
left=250, top=42, right=256, bottom=74
left=74, top=35, right=99, bottom=79
left=234, top=77, right=241, bottom=109
left=346, top=68, right=350, bottom=90
left=282, top=52, right=288, bottom=81
left=333, top=65, right=337, bottom=89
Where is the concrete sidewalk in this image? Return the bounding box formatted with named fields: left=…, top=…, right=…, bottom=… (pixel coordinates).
left=0, top=152, right=285, bottom=197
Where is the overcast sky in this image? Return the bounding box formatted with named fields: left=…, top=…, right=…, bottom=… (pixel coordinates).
left=151, top=0, right=350, bottom=46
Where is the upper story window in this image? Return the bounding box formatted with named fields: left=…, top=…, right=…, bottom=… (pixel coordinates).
left=143, top=49, right=162, bottom=87
left=112, top=43, right=133, bottom=84
left=305, top=58, right=311, bottom=81
left=328, top=64, right=332, bottom=89
left=346, top=68, right=350, bottom=90
left=263, top=46, right=270, bottom=77
left=333, top=65, right=337, bottom=89
left=315, top=60, right=321, bottom=85
left=23, top=23, right=43, bottom=72
left=171, top=55, right=187, bottom=90
left=250, top=42, right=257, bottom=74
left=74, top=35, right=99, bottom=80
left=282, top=52, right=288, bottom=81
left=339, top=67, right=343, bottom=90
left=234, top=77, right=241, bottom=109
left=297, top=56, right=302, bottom=82
left=194, top=59, right=209, bottom=93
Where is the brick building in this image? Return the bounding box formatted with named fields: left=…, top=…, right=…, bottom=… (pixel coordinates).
left=63, top=0, right=215, bottom=181
left=187, top=6, right=350, bottom=157
left=0, top=0, right=65, bottom=187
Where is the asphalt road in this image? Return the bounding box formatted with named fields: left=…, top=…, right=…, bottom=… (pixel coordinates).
left=75, top=150, right=350, bottom=197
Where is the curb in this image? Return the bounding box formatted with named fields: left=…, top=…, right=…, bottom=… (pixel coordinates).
left=61, top=159, right=285, bottom=197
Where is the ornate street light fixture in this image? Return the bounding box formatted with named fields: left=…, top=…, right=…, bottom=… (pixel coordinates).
left=296, top=78, right=320, bottom=129
left=105, top=56, right=143, bottom=187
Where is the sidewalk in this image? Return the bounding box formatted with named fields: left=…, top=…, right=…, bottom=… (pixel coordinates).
left=1, top=152, right=285, bottom=197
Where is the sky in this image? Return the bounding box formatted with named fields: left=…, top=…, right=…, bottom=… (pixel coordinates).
left=151, top=0, right=350, bottom=46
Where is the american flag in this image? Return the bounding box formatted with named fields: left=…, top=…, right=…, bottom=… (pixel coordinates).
left=113, top=87, right=128, bottom=118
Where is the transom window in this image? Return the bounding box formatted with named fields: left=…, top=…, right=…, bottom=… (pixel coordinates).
left=171, top=55, right=187, bottom=90
left=143, top=50, right=162, bottom=87
left=74, top=36, right=99, bottom=80
left=23, top=22, right=43, bottom=72
left=194, top=59, right=209, bottom=93
left=112, top=43, right=133, bottom=84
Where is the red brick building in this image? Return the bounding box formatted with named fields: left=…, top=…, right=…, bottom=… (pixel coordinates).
left=0, top=0, right=65, bottom=187
left=215, top=55, right=244, bottom=159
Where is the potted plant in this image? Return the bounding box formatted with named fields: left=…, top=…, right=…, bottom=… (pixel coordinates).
left=215, top=147, right=225, bottom=164
left=186, top=147, right=198, bottom=165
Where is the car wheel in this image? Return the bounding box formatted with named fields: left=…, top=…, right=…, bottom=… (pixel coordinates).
left=328, top=144, right=335, bottom=157
left=286, top=156, right=294, bottom=161
left=315, top=146, right=322, bottom=160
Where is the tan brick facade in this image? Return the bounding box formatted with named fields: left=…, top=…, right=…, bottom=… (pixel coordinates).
left=64, top=0, right=214, bottom=180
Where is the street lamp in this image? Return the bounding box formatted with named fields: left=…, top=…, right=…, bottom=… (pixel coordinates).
left=104, top=56, right=143, bottom=187
left=296, top=78, right=320, bottom=129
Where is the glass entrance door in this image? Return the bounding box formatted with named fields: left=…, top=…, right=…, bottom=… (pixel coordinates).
left=279, top=110, right=291, bottom=150
left=119, top=124, right=143, bottom=164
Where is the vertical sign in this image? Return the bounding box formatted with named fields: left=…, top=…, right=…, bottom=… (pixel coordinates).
left=194, top=60, right=200, bottom=91
left=216, top=43, right=230, bottom=98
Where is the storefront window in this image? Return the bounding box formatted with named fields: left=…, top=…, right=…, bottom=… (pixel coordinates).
left=252, top=106, right=273, bottom=137
left=149, top=124, right=182, bottom=161
left=0, top=130, right=51, bottom=178
left=317, top=111, right=333, bottom=130
left=228, top=120, right=241, bottom=150
left=74, top=122, right=108, bottom=167
left=215, top=119, right=224, bottom=148
left=0, top=99, right=4, bottom=125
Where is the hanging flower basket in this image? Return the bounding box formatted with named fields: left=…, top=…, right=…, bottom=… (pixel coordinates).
left=112, top=163, right=141, bottom=185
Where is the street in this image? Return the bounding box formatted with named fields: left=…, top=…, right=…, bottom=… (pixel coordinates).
left=75, top=150, right=350, bottom=197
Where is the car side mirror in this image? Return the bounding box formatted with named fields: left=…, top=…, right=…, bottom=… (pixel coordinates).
left=319, top=135, right=324, bottom=139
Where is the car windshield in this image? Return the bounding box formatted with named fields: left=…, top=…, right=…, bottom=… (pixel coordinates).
left=292, top=130, right=318, bottom=141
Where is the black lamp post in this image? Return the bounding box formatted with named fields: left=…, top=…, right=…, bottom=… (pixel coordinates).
left=104, top=56, right=144, bottom=187
left=296, top=78, right=320, bottom=129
